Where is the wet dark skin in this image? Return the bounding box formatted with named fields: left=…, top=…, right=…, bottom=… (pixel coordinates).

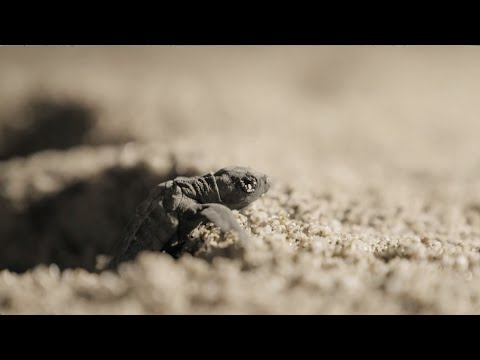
left=108, top=166, right=270, bottom=269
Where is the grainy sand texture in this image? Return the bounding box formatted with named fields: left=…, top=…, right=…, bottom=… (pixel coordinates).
left=1, top=46, right=480, bottom=314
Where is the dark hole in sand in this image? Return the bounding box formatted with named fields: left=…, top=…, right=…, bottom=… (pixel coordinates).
left=0, top=164, right=198, bottom=273
left=0, top=97, right=97, bottom=160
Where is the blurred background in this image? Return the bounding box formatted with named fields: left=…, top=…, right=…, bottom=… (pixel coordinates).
left=1, top=46, right=480, bottom=273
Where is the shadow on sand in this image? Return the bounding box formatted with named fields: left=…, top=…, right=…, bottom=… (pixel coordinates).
left=0, top=163, right=198, bottom=273
left=0, top=96, right=100, bottom=160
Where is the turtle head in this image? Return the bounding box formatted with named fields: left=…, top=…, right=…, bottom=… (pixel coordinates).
left=213, top=166, right=270, bottom=209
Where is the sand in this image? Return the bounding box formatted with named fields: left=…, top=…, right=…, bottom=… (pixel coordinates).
left=1, top=46, right=480, bottom=314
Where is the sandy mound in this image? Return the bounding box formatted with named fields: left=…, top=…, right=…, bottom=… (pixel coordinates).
left=1, top=46, right=480, bottom=314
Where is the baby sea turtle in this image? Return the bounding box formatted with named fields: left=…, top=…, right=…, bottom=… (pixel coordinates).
left=108, top=166, right=270, bottom=269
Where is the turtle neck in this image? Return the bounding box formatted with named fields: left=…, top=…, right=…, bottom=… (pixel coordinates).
left=173, top=173, right=222, bottom=204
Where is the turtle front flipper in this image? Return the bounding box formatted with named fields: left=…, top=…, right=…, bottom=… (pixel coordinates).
left=199, top=203, right=249, bottom=243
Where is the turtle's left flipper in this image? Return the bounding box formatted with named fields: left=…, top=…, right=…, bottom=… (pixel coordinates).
left=199, top=203, right=249, bottom=243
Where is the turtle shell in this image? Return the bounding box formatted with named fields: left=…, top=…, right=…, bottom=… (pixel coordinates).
left=109, top=181, right=179, bottom=268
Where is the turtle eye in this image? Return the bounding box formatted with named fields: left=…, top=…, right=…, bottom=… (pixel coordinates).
left=239, top=176, right=258, bottom=193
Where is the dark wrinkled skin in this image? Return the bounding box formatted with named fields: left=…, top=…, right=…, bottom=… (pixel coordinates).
left=108, top=166, right=270, bottom=269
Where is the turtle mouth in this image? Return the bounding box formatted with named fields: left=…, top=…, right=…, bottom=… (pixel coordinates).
left=239, top=178, right=258, bottom=193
